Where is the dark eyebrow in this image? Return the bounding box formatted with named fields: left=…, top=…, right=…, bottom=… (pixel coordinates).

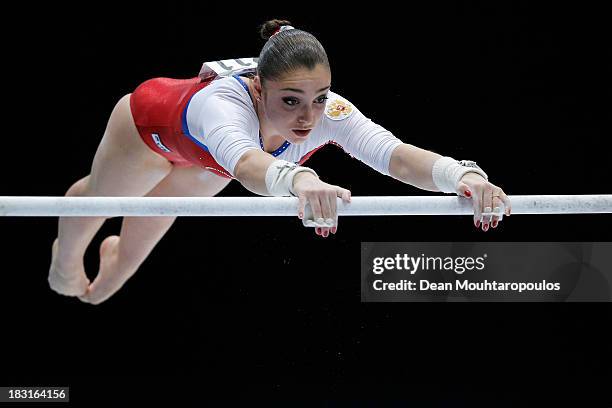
left=280, top=85, right=331, bottom=93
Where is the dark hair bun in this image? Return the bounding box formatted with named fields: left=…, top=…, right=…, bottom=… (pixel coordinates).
left=260, top=19, right=293, bottom=40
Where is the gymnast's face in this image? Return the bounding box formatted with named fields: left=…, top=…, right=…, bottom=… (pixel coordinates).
left=256, top=64, right=331, bottom=144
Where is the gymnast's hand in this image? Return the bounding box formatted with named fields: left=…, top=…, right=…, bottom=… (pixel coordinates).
left=455, top=173, right=512, bottom=232
left=292, top=172, right=351, bottom=238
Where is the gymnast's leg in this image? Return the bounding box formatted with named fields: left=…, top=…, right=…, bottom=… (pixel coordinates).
left=79, top=167, right=231, bottom=305
left=49, top=94, right=173, bottom=297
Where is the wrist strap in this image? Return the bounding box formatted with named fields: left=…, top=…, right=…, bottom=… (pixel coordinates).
left=432, top=157, right=488, bottom=194
left=265, top=160, right=318, bottom=197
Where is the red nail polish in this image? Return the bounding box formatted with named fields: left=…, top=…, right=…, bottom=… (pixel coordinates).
left=465, top=190, right=472, bottom=197
left=475, top=220, right=481, bottom=228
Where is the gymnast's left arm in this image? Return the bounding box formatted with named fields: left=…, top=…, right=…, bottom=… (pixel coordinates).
left=327, top=93, right=511, bottom=231
left=387, top=143, right=512, bottom=231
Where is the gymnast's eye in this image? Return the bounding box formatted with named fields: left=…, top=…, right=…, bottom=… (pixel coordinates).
left=315, top=95, right=329, bottom=104
left=283, top=97, right=299, bottom=106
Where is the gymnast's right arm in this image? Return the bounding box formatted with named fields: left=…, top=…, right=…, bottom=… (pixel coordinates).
left=233, top=149, right=348, bottom=203
left=233, top=150, right=351, bottom=236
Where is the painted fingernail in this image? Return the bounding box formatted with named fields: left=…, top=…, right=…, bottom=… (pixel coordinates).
left=492, top=220, right=498, bottom=228
left=316, top=227, right=320, bottom=235
left=483, top=223, right=489, bottom=231
left=323, top=231, right=328, bottom=237
left=465, top=190, right=472, bottom=197
left=475, top=220, right=481, bottom=228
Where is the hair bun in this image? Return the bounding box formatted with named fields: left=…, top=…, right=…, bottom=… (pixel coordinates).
left=260, top=19, right=293, bottom=40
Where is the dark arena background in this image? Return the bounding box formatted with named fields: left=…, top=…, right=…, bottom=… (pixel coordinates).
left=1, top=2, right=610, bottom=406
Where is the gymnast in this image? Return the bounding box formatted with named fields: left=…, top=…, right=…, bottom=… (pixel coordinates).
left=48, top=19, right=512, bottom=305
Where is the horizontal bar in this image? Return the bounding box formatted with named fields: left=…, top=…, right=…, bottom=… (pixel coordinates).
left=0, top=195, right=611, bottom=217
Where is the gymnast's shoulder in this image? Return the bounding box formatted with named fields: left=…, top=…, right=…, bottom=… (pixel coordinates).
left=321, top=90, right=357, bottom=123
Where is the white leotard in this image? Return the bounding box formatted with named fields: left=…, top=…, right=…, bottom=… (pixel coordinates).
left=184, top=73, right=403, bottom=177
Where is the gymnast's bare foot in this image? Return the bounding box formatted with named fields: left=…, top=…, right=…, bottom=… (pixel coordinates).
left=48, top=238, right=90, bottom=297
left=79, top=235, right=131, bottom=305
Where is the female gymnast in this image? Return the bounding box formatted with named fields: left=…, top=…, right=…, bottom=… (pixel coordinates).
left=48, top=19, right=512, bottom=305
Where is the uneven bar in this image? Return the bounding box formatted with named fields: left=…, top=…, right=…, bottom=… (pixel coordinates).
left=0, top=195, right=611, bottom=217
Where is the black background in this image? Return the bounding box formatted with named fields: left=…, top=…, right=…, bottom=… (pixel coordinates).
left=1, top=1, right=610, bottom=406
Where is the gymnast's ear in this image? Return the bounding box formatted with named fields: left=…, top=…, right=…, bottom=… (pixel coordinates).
left=253, top=76, right=263, bottom=95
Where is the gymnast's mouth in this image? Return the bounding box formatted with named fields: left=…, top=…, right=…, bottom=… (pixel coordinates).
left=292, top=129, right=311, bottom=137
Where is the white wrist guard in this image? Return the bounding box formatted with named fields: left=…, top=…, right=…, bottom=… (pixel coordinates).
left=265, top=160, right=318, bottom=197
left=432, top=157, right=488, bottom=194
